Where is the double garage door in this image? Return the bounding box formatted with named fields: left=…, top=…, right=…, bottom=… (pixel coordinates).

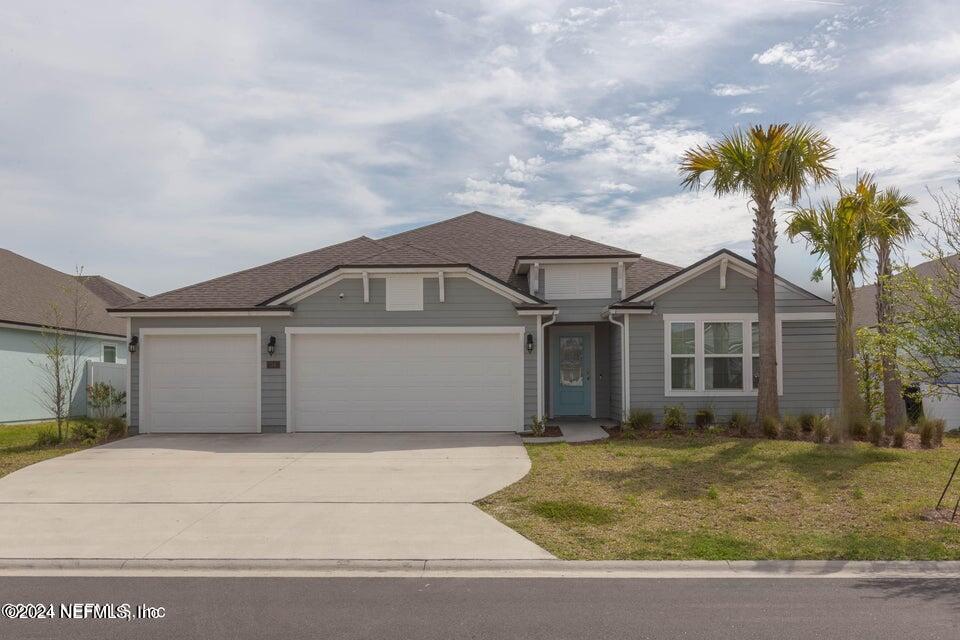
left=139, top=329, right=523, bottom=433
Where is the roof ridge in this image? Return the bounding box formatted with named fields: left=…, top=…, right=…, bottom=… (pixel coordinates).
left=380, top=210, right=569, bottom=243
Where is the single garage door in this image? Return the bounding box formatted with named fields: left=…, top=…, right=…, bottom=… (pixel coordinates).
left=288, top=328, right=523, bottom=431
left=140, top=331, right=259, bottom=433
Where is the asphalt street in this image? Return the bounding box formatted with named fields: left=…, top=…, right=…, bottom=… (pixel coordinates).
left=1, top=576, right=958, bottom=639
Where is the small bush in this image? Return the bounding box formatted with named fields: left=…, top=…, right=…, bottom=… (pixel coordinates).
left=71, top=420, right=103, bottom=444
left=761, top=416, right=780, bottom=439
left=625, top=409, right=654, bottom=431
left=729, top=411, right=750, bottom=436
left=103, top=416, right=127, bottom=439
left=812, top=415, right=830, bottom=444
left=529, top=415, right=546, bottom=437
left=781, top=415, right=800, bottom=440
left=694, top=407, right=715, bottom=429
left=893, top=426, right=906, bottom=448
left=918, top=417, right=945, bottom=448
left=869, top=421, right=883, bottom=446
left=662, top=405, right=686, bottom=430
left=35, top=427, right=63, bottom=448
left=849, top=416, right=869, bottom=441
left=798, top=413, right=816, bottom=433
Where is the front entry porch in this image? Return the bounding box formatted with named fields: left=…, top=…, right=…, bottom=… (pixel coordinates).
left=544, top=322, right=614, bottom=421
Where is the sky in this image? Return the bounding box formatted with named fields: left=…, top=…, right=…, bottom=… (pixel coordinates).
left=2, top=1, right=959, bottom=298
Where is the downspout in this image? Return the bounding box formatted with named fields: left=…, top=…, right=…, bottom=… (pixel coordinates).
left=538, top=311, right=559, bottom=420
left=608, top=311, right=629, bottom=420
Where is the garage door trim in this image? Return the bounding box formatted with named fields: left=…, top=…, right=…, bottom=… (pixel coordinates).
left=284, top=326, right=525, bottom=432
left=139, top=327, right=261, bottom=433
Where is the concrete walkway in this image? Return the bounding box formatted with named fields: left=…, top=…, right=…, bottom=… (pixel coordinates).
left=0, top=433, right=552, bottom=561
left=522, top=420, right=610, bottom=444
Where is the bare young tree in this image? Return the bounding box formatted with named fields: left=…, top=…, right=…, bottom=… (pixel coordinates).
left=881, top=181, right=960, bottom=402
left=31, top=268, right=91, bottom=441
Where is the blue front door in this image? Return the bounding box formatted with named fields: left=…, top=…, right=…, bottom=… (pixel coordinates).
left=552, top=330, right=592, bottom=416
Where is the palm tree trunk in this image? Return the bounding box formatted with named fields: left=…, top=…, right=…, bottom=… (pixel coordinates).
left=835, top=278, right=864, bottom=440
left=876, top=240, right=907, bottom=432
left=754, top=200, right=780, bottom=427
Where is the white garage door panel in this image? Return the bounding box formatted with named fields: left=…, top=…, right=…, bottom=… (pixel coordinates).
left=291, top=332, right=521, bottom=431
left=142, top=333, right=259, bottom=433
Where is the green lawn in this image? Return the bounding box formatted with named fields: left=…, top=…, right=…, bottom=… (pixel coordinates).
left=478, top=433, right=960, bottom=560
left=0, top=421, right=93, bottom=479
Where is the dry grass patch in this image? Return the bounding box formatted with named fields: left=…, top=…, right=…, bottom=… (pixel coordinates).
left=477, top=432, right=960, bottom=560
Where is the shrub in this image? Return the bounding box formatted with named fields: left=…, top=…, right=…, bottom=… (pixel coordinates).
left=104, top=416, right=127, bottom=439
left=781, top=415, right=800, bottom=440
left=869, top=421, right=883, bottom=446
left=694, top=407, right=715, bottom=429
left=812, top=415, right=830, bottom=444
left=71, top=420, right=103, bottom=444
left=625, top=409, right=654, bottom=431
left=529, top=415, right=546, bottom=437
left=849, top=416, right=869, bottom=441
left=798, top=413, right=816, bottom=433
left=729, top=411, right=750, bottom=436
left=761, top=416, right=780, bottom=439
left=662, top=405, right=686, bottom=430
left=35, top=426, right=63, bottom=448
left=893, top=426, right=906, bottom=448
left=918, top=417, right=946, bottom=448
left=86, top=383, right=126, bottom=421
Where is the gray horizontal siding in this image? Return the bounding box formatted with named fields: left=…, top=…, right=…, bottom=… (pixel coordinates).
left=130, top=276, right=537, bottom=432
left=625, top=263, right=838, bottom=422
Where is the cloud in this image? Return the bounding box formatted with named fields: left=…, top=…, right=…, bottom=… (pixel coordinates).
left=753, top=42, right=837, bottom=72
left=712, top=83, right=766, bottom=97
left=731, top=105, right=762, bottom=115
left=503, top=155, right=546, bottom=183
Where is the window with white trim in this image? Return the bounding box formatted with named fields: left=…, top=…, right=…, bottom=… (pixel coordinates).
left=102, top=344, right=117, bottom=364
left=665, top=316, right=781, bottom=396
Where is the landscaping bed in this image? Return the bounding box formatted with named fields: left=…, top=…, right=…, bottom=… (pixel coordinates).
left=0, top=420, right=126, bottom=479
left=477, top=431, right=960, bottom=560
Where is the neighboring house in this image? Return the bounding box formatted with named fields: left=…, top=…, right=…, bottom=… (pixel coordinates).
left=853, top=254, right=960, bottom=427
left=0, top=249, right=143, bottom=423
left=109, top=211, right=838, bottom=434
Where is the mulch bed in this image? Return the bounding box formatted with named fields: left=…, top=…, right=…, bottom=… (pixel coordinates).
left=527, top=425, right=563, bottom=438
left=602, top=424, right=948, bottom=450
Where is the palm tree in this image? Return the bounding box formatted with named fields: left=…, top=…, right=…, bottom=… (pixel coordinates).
left=680, top=124, right=836, bottom=425
left=867, top=185, right=916, bottom=432
left=787, top=177, right=874, bottom=437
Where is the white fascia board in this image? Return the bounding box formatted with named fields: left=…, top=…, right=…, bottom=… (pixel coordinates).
left=112, top=311, right=292, bottom=318
left=0, top=321, right=126, bottom=341
left=608, top=308, right=653, bottom=315
left=285, top=326, right=525, bottom=335
left=516, top=309, right=558, bottom=316
left=272, top=266, right=539, bottom=306
left=516, top=257, right=639, bottom=266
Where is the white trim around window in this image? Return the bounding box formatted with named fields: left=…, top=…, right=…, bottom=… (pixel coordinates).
left=663, top=314, right=783, bottom=397
left=101, top=342, right=118, bottom=364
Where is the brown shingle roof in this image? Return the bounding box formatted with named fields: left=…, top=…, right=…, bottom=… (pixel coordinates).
left=0, top=249, right=141, bottom=336
left=115, top=211, right=681, bottom=311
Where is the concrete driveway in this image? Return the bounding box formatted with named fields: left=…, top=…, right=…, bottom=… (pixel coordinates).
left=0, top=433, right=551, bottom=560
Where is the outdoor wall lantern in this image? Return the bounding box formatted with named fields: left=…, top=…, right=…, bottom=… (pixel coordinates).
left=128, top=335, right=139, bottom=354
left=267, top=336, right=277, bottom=356
left=526, top=332, right=535, bottom=353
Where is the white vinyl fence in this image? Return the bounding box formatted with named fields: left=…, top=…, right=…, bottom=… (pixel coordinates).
left=85, top=361, right=127, bottom=418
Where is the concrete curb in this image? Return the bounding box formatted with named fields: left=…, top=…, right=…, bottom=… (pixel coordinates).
left=1, top=559, right=959, bottom=578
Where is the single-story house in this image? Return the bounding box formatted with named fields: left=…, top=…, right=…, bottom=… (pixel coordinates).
left=853, top=254, right=960, bottom=427
left=109, top=211, right=838, bottom=434
left=0, top=249, right=143, bottom=422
